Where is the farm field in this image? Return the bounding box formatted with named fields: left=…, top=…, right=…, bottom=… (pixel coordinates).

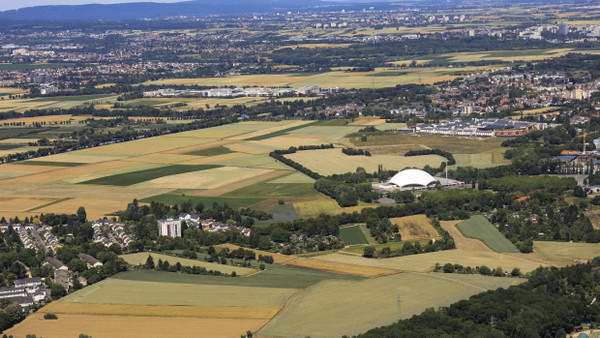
left=5, top=313, right=269, bottom=338
left=349, top=133, right=507, bottom=154
left=144, top=66, right=498, bottom=89
left=457, top=215, right=520, bottom=253
left=284, top=148, right=444, bottom=175
left=584, top=209, right=600, bottom=230
left=533, top=241, right=600, bottom=263
left=0, top=94, right=117, bottom=113
left=339, top=225, right=369, bottom=245
left=314, top=249, right=545, bottom=273
left=120, top=252, right=256, bottom=275
left=258, top=272, right=523, bottom=338
left=284, top=257, right=399, bottom=278
left=60, top=277, right=297, bottom=307
left=0, top=120, right=385, bottom=219
left=390, top=214, right=440, bottom=241
left=440, top=220, right=492, bottom=252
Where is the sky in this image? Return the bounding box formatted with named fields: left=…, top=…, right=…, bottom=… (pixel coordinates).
left=0, top=0, right=185, bottom=11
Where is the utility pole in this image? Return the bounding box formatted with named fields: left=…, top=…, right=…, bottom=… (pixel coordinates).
left=445, top=158, right=448, bottom=181
left=397, top=294, right=401, bottom=320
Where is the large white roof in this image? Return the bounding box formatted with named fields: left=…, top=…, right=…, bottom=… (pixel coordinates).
left=389, top=169, right=438, bottom=188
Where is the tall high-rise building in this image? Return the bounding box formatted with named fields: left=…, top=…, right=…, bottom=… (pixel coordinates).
left=558, top=22, right=569, bottom=35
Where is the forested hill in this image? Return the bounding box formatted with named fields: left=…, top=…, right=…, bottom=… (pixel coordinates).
left=356, top=258, right=600, bottom=337
left=0, top=0, right=323, bottom=20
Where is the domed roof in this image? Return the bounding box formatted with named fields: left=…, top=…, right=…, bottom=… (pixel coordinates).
left=388, top=169, right=437, bottom=188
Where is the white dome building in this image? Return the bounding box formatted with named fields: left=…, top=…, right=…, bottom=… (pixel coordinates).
left=388, top=169, right=438, bottom=189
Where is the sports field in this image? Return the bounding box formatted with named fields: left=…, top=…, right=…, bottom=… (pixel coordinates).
left=457, top=215, right=520, bottom=253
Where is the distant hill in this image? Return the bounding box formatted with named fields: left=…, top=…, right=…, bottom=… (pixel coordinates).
left=0, top=0, right=327, bottom=21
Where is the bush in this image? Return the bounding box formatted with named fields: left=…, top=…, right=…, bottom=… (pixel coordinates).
left=44, top=313, right=58, bottom=320
left=442, top=263, right=455, bottom=273
left=363, top=246, right=375, bottom=258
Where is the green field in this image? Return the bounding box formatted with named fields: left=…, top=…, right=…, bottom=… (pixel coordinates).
left=113, top=266, right=361, bottom=289
left=186, top=146, right=234, bottom=156
left=259, top=272, right=522, bottom=338
left=457, top=215, right=519, bottom=253
left=15, top=161, right=85, bottom=167
left=246, top=121, right=319, bottom=141
left=533, top=241, right=600, bottom=263
left=339, top=225, right=370, bottom=245
left=60, top=276, right=297, bottom=307
left=224, top=182, right=318, bottom=199
left=139, top=193, right=265, bottom=209
left=349, top=133, right=506, bottom=155
left=81, top=165, right=220, bottom=186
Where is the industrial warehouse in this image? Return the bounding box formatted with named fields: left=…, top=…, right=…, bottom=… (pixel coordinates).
left=413, top=118, right=545, bottom=137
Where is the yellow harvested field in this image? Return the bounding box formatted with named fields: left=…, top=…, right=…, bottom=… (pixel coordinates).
left=32, top=153, right=129, bottom=164
left=284, top=257, right=398, bottom=278
left=314, top=250, right=546, bottom=273
left=275, top=43, right=353, bottom=49
left=35, top=198, right=131, bottom=220
left=250, top=134, right=327, bottom=148
left=171, top=128, right=249, bottom=139
left=143, top=67, right=488, bottom=89
left=0, top=138, right=41, bottom=144
left=125, top=153, right=204, bottom=164
left=6, top=313, right=269, bottom=338
left=164, top=139, right=237, bottom=155
left=77, top=136, right=217, bottom=155
left=0, top=196, right=57, bottom=212
left=42, top=301, right=279, bottom=319
left=440, top=220, right=492, bottom=252
left=3, top=161, right=139, bottom=184
left=348, top=117, right=387, bottom=126
left=190, top=170, right=289, bottom=197
left=215, top=243, right=297, bottom=264
left=121, top=253, right=255, bottom=275
left=293, top=196, right=370, bottom=218
left=226, top=143, right=271, bottom=154
left=285, top=148, right=444, bottom=175
left=230, top=120, right=312, bottom=140
left=133, top=166, right=274, bottom=190
left=0, top=163, right=57, bottom=174
left=0, top=183, right=169, bottom=203
left=181, top=152, right=250, bottom=165
left=391, top=214, right=441, bottom=241
left=0, top=114, right=90, bottom=125
left=64, top=163, right=164, bottom=184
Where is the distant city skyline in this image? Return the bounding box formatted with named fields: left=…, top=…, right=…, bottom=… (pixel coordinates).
left=0, top=0, right=184, bottom=12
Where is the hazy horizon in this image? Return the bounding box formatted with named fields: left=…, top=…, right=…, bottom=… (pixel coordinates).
left=0, top=0, right=185, bottom=12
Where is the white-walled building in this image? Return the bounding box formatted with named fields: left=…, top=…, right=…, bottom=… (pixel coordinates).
left=158, top=218, right=182, bottom=238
